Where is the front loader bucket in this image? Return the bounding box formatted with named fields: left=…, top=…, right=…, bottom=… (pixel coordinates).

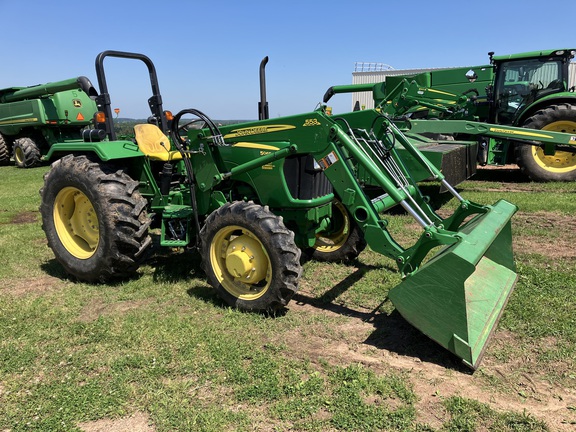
left=388, top=199, right=518, bottom=369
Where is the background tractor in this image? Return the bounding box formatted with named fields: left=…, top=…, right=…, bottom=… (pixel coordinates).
left=40, top=50, right=520, bottom=369
left=325, top=48, right=576, bottom=181
left=0, top=78, right=98, bottom=167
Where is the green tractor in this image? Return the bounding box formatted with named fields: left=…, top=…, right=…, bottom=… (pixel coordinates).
left=485, top=49, right=576, bottom=180
left=325, top=48, right=576, bottom=181
left=41, top=51, right=519, bottom=369
left=0, top=77, right=98, bottom=167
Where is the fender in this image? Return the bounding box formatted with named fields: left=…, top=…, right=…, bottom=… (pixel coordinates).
left=515, top=91, right=576, bottom=125
left=43, top=139, right=145, bottom=162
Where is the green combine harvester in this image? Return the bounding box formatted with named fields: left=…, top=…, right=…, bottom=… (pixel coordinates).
left=0, top=77, right=98, bottom=167
left=39, top=51, right=568, bottom=370
left=325, top=48, right=576, bottom=182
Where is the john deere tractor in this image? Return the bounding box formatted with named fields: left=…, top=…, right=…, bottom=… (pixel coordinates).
left=40, top=51, right=520, bottom=369
left=325, top=48, right=576, bottom=181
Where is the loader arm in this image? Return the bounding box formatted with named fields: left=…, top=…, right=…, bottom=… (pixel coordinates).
left=323, top=80, right=475, bottom=119
left=377, top=79, right=475, bottom=119
left=305, top=110, right=518, bottom=369
left=405, top=118, right=576, bottom=154
left=304, top=111, right=509, bottom=274
left=186, top=108, right=518, bottom=369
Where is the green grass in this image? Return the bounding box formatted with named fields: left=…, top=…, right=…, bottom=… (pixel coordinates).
left=1, top=164, right=575, bottom=431
left=441, top=396, right=548, bottom=432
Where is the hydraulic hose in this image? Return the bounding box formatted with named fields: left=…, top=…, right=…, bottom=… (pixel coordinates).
left=170, top=108, right=225, bottom=248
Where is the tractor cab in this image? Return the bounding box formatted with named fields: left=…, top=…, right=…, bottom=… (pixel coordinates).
left=489, top=49, right=575, bottom=125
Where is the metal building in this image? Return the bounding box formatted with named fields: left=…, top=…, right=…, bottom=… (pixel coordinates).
left=351, top=62, right=576, bottom=111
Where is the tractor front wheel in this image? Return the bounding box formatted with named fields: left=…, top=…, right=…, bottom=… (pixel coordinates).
left=200, top=201, right=302, bottom=313
left=306, top=200, right=366, bottom=262
left=13, top=137, right=41, bottom=168
left=40, top=154, right=152, bottom=282
left=516, top=103, right=576, bottom=181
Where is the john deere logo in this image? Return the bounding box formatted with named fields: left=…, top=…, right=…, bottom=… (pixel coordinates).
left=73, top=99, right=82, bottom=108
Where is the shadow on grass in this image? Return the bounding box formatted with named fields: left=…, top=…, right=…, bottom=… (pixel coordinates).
left=292, top=265, right=471, bottom=373
left=146, top=248, right=203, bottom=283
left=40, top=258, right=159, bottom=287
left=40, top=244, right=205, bottom=287
left=41, top=245, right=226, bottom=312
left=186, top=284, right=223, bottom=308
left=41, top=259, right=74, bottom=281
left=149, top=247, right=230, bottom=308
left=365, top=311, right=470, bottom=373
left=41, top=243, right=470, bottom=371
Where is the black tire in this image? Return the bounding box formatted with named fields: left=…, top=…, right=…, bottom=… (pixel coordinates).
left=13, top=137, right=41, bottom=168
left=306, top=200, right=366, bottom=262
left=200, top=201, right=302, bottom=312
left=0, top=134, right=9, bottom=165
left=516, top=103, right=576, bottom=181
left=39, top=154, right=152, bottom=282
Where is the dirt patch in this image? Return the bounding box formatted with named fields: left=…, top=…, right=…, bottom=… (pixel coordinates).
left=77, top=298, right=153, bottom=323
left=2, top=275, right=61, bottom=297
left=280, top=299, right=576, bottom=431
left=433, top=209, right=575, bottom=260
left=10, top=211, right=37, bottom=224
left=77, top=411, right=154, bottom=432
left=513, top=211, right=576, bottom=259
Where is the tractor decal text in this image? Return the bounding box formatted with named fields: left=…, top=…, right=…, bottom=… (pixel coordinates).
left=224, top=125, right=295, bottom=139
left=232, top=142, right=280, bottom=151
left=489, top=127, right=552, bottom=140
left=317, top=151, right=339, bottom=170
left=303, top=118, right=321, bottom=127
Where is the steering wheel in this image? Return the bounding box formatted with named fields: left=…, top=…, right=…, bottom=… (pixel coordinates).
left=546, top=79, right=562, bottom=90
left=171, top=109, right=207, bottom=147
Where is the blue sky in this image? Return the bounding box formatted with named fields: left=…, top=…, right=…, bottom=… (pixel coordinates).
left=1, top=0, right=574, bottom=119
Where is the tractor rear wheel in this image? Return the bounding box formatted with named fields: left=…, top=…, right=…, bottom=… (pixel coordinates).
left=306, top=200, right=366, bottom=262
left=13, top=137, right=41, bottom=168
left=0, top=134, right=9, bottom=164
left=516, top=103, right=576, bottom=181
left=40, top=154, right=152, bottom=282
left=200, top=201, right=302, bottom=313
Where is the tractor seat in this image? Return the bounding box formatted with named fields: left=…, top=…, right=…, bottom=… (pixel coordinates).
left=134, top=124, right=182, bottom=162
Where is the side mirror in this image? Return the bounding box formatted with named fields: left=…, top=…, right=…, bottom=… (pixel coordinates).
left=465, top=69, right=478, bottom=83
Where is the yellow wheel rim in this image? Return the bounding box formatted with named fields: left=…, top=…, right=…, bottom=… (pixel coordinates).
left=14, top=146, right=24, bottom=165
left=531, top=120, right=576, bottom=173
left=53, top=187, right=99, bottom=259
left=210, top=225, right=271, bottom=300
left=314, top=201, right=350, bottom=253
